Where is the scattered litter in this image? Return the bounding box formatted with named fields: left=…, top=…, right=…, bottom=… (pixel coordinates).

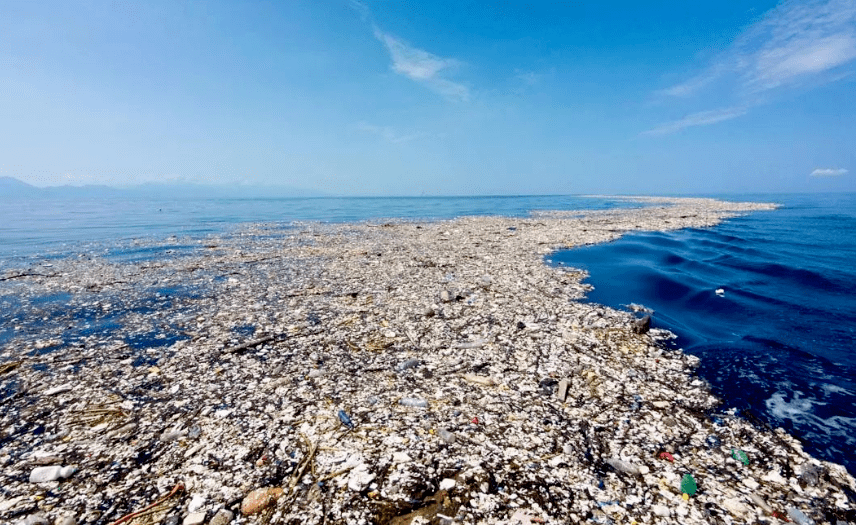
left=2, top=198, right=850, bottom=525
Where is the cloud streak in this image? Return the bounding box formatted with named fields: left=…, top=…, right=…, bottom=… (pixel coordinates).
left=642, top=107, right=748, bottom=136
left=811, top=167, right=849, bottom=176
left=373, top=29, right=469, bottom=101
left=649, top=0, right=856, bottom=134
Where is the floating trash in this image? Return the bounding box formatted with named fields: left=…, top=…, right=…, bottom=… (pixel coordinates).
left=1, top=198, right=852, bottom=524
left=787, top=506, right=815, bottom=525
left=732, top=448, right=749, bottom=465
left=337, top=409, right=354, bottom=429
left=681, top=473, right=697, bottom=496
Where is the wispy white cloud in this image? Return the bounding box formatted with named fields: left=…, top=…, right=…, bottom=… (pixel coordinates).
left=373, top=29, right=469, bottom=101
left=642, top=107, right=748, bottom=136
left=673, top=0, right=856, bottom=96
left=348, top=1, right=470, bottom=101
left=356, top=122, right=425, bottom=144
left=650, top=0, right=856, bottom=134
left=811, top=167, right=849, bottom=176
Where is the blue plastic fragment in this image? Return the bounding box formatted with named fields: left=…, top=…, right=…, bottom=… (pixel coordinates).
left=338, top=409, right=354, bottom=429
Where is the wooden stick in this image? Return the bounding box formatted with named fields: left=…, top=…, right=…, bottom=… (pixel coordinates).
left=109, top=483, right=184, bottom=525
left=221, top=335, right=275, bottom=355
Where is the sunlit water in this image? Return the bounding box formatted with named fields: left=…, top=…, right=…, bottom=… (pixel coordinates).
left=550, top=193, right=856, bottom=474
left=0, top=195, right=637, bottom=267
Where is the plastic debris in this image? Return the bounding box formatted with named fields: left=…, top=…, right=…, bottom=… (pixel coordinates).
left=786, top=507, right=814, bottom=525
left=337, top=409, right=354, bottom=429
left=395, top=358, right=420, bottom=372
left=557, top=379, right=570, bottom=402
left=605, top=457, right=648, bottom=475
left=29, top=466, right=77, bottom=483
left=453, top=339, right=487, bottom=349
left=681, top=473, right=697, bottom=496
left=437, top=428, right=456, bottom=444
left=398, top=397, right=428, bottom=408
left=4, top=197, right=853, bottom=524
left=732, top=449, right=749, bottom=465
left=799, top=463, right=823, bottom=486
left=462, top=373, right=496, bottom=386
left=659, top=451, right=675, bottom=462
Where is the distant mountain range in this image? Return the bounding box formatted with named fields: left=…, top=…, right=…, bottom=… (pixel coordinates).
left=0, top=176, right=327, bottom=199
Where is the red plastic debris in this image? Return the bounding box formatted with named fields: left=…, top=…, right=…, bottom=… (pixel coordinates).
left=659, top=451, right=675, bottom=462
left=771, top=510, right=791, bottom=522
left=471, top=417, right=479, bottom=425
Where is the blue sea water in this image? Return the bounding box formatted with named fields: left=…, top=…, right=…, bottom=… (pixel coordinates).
left=0, top=195, right=636, bottom=268
left=550, top=193, right=856, bottom=475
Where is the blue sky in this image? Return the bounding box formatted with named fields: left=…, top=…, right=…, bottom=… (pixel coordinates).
left=2, top=0, right=854, bottom=195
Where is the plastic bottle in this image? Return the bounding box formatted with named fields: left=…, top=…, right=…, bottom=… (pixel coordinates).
left=787, top=507, right=815, bottom=525
left=399, top=397, right=428, bottom=408
left=337, top=409, right=354, bottom=429
left=605, top=458, right=647, bottom=475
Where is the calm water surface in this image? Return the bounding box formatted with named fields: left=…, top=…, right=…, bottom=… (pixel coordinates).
left=551, top=193, right=856, bottom=474
left=0, top=195, right=636, bottom=267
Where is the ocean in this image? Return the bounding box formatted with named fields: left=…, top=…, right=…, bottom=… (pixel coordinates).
left=2, top=192, right=854, bottom=474
left=0, top=195, right=636, bottom=268
left=551, top=193, right=856, bottom=475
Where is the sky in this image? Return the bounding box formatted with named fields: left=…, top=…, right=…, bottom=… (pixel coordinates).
left=2, top=0, right=855, bottom=196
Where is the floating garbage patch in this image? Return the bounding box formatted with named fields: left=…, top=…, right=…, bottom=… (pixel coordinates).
left=1, top=197, right=854, bottom=524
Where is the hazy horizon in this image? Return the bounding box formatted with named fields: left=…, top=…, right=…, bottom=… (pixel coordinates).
left=3, top=1, right=855, bottom=196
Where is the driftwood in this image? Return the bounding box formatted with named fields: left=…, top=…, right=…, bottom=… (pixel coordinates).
left=220, top=335, right=276, bottom=355
left=0, top=272, right=56, bottom=282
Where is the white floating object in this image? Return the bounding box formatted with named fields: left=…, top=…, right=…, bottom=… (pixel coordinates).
left=461, top=374, right=496, bottom=386
left=43, top=383, right=73, bottom=396
left=715, top=288, right=725, bottom=296
left=398, top=397, right=428, bottom=408
left=183, top=512, right=206, bottom=525
left=392, top=452, right=411, bottom=463
left=187, top=494, right=205, bottom=512
left=346, top=465, right=375, bottom=492
left=453, top=339, right=487, bottom=349
left=29, top=465, right=77, bottom=483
